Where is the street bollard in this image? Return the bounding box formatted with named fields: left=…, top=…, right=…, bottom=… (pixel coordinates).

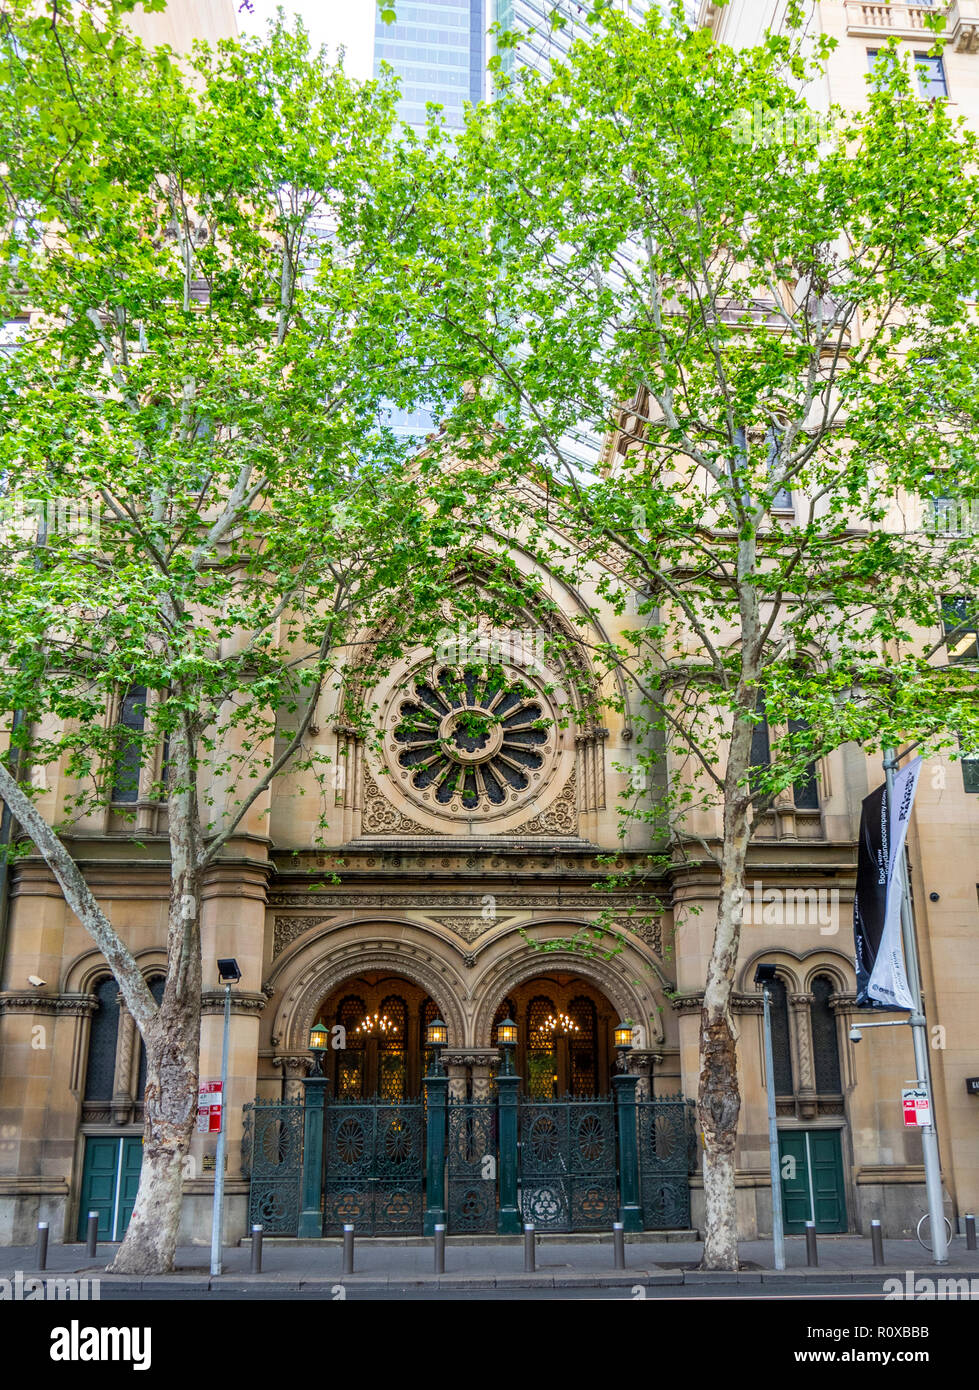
left=805, top=1220, right=818, bottom=1267
left=36, top=1221, right=48, bottom=1271
left=250, top=1224, right=263, bottom=1274
left=434, top=1222, right=445, bottom=1274
left=870, top=1220, right=884, bottom=1266
left=966, top=1214, right=977, bottom=1251
left=85, top=1212, right=98, bottom=1259
left=613, top=1221, right=625, bottom=1270
left=342, top=1223, right=355, bottom=1276
left=524, top=1223, right=536, bottom=1273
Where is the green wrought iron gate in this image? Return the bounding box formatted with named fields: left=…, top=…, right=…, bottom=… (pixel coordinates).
left=446, top=1098, right=498, bottom=1234
left=243, top=1098, right=305, bottom=1236
left=322, top=1096, right=426, bottom=1235
left=637, top=1094, right=697, bottom=1230
left=243, top=1088, right=695, bottom=1237
left=518, top=1095, right=618, bottom=1232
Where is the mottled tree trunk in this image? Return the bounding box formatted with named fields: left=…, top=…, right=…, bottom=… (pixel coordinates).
left=109, top=718, right=202, bottom=1275
left=698, top=552, right=759, bottom=1271
left=698, top=817, right=749, bottom=1270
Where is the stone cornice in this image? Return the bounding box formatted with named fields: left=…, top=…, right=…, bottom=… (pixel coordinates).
left=441, top=1048, right=501, bottom=1068
left=0, top=991, right=96, bottom=1016
left=669, top=991, right=767, bottom=1015
left=200, top=990, right=269, bottom=1017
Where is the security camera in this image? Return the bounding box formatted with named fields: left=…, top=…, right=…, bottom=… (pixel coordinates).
left=849, top=1026, right=862, bottom=1043
left=27, top=975, right=47, bottom=988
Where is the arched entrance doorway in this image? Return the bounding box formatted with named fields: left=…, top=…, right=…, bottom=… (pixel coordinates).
left=315, top=972, right=440, bottom=1100
left=489, top=973, right=618, bottom=1097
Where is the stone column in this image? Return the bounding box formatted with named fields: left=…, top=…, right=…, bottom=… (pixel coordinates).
left=272, top=1054, right=311, bottom=1102
left=790, top=992, right=817, bottom=1120
left=111, top=1001, right=137, bottom=1126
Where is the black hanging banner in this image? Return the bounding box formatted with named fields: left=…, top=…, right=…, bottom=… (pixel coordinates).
left=853, top=782, right=889, bottom=1006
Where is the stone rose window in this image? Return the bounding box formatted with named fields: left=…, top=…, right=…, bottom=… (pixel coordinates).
left=392, top=665, right=552, bottom=813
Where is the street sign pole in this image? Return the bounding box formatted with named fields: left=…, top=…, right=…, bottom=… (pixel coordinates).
left=209, top=980, right=232, bottom=1277
left=883, top=748, right=948, bottom=1264
left=761, top=982, right=786, bottom=1271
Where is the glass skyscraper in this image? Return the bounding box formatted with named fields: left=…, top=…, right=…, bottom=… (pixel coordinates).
left=374, top=1, right=486, bottom=131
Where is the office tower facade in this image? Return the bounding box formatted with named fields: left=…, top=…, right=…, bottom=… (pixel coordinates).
left=374, top=0, right=487, bottom=130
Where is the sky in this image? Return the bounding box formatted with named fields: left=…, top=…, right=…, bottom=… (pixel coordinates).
left=236, top=0, right=375, bottom=79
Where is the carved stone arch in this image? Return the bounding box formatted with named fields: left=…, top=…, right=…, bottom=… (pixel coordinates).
left=270, top=914, right=467, bottom=975
left=800, top=953, right=854, bottom=997
left=739, top=947, right=804, bottom=994
left=341, top=552, right=606, bottom=721
left=63, top=946, right=167, bottom=996
left=270, top=933, right=467, bottom=1053
left=470, top=937, right=663, bottom=1047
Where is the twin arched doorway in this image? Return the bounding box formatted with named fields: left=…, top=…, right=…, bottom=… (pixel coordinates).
left=314, top=970, right=619, bottom=1099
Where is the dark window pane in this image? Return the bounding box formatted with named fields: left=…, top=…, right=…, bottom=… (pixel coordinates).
left=111, top=685, right=147, bottom=803
left=915, top=53, right=947, bottom=100
left=810, top=976, right=842, bottom=1093
left=769, top=976, right=794, bottom=1096
left=941, top=595, right=979, bottom=664
left=789, top=718, right=820, bottom=809
left=749, top=693, right=770, bottom=794
left=963, top=757, right=979, bottom=794
left=84, top=977, right=120, bottom=1101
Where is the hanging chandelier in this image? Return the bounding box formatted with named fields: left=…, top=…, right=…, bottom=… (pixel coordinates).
left=355, top=1012, right=398, bottom=1037
left=536, top=1012, right=580, bottom=1036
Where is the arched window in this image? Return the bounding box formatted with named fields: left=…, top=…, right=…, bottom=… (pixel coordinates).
left=336, top=996, right=366, bottom=1097
left=769, top=975, right=794, bottom=1096
left=810, top=975, right=842, bottom=1094
left=84, top=978, right=120, bottom=1101
left=377, top=996, right=407, bottom=1101
left=111, top=686, right=147, bottom=803
left=527, top=996, right=556, bottom=1099
left=135, top=977, right=167, bottom=1099
left=568, top=996, right=597, bottom=1096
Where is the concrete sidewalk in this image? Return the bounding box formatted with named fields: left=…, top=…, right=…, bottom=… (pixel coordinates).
left=3, top=1233, right=978, bottom=1293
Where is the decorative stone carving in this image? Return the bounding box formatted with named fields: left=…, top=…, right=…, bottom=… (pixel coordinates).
left=0, top=992, right=97, bottom=1016
left=200, top=990, right=268, bottom=1016
left=361, top=767, right=442, bottom=836
left=510, top=768, right=578, bottom=835
left=273, top=915, right=337, bottom=958
left=441, top=1049, right=501, bottom=1069
left=430, top=914, right=515, bottom=943
left=617, top=914, right=663, bottom=956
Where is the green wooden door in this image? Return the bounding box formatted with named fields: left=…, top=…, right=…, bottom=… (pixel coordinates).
left=778, top=1129, right=846, bottom=1234
left=116, top=1137, right=143, bottom=1236
left=78, top=1136, right=143, bottom=1241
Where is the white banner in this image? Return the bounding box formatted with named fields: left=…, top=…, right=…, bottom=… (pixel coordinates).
left=867, top=756, right=921, bottom=1009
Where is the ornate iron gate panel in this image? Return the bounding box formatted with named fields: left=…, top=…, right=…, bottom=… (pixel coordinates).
left=323, top=1096, right=425, bottom=1236
left=518, top=1095, right=617, bottom=1232
left=638, top=1095, right=697, bottom=1229
left=447, top=1099, right=498, bottom=1234
left=243, top=1099, right=305, bottom=1236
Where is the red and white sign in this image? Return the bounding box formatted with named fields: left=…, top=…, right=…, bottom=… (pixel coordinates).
left=197, top=1080, right=222, bottom=1134
left=902, top=1087, right=930, bottom=1128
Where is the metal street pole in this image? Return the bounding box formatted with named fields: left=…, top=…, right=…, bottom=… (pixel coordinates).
left=883, top=748, right=948, bottom=1264
left=210, top=980, right=232, bottom=1277
left=761, top=983, right=786, bottom=1271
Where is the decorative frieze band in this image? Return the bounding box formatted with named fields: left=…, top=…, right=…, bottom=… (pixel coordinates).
left=0, top=992, right=97, bottom=1017
left=200, top=990, right=269, bottom=1016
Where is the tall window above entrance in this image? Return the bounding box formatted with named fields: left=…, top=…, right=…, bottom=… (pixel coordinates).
left=491, top=975, right=616, bottom=1097
left=318, top=974, right=438, bottom=1100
